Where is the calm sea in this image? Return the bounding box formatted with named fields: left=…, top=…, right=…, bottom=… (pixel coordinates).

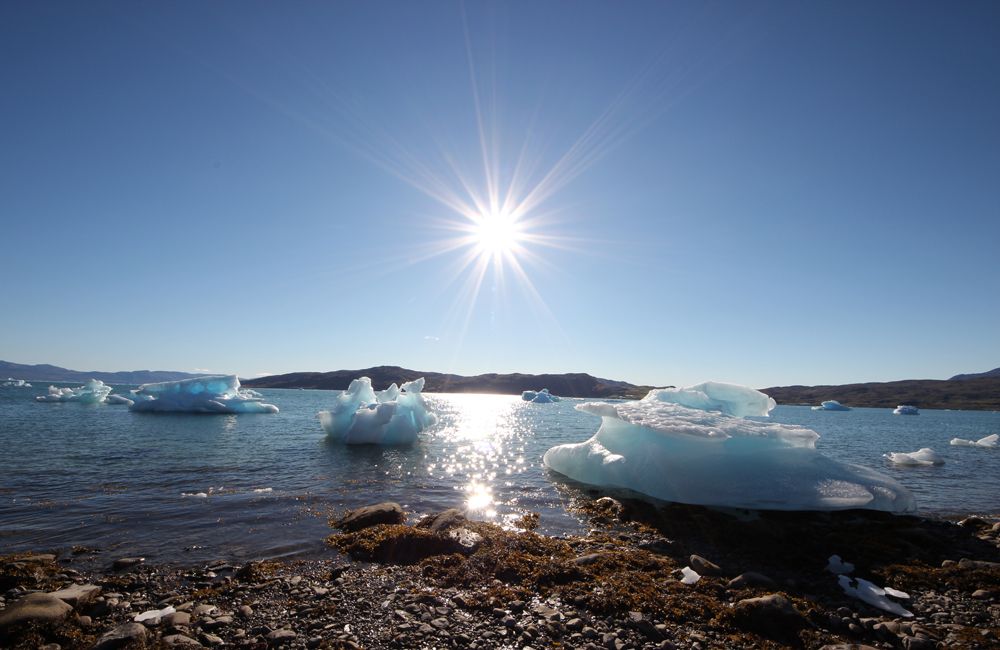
left=2, top=384, right=998, bottom=568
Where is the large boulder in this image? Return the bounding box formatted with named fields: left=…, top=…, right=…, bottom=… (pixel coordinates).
left=726, top=594, right=807, bottom=640
left=335, top=503, right=405, bottom=532
left=0, top=593, right=73, bottom=628
left=416, top=508, right=469, bottom=532
left=93, top=622, right=149, bottom=650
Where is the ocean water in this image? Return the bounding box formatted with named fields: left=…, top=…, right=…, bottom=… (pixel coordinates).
left=1, top=383, right=998, bottom=568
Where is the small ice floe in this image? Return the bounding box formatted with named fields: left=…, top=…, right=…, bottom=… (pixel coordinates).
left=812, top=400, right=851, bottom=411
left=522, top=389, right=563, bottom=403
left=882, top=448, right=945, bottom=466
left=3, top=379, right=31, bottom=387
left=182, top=488, right=213, bottom=498
left=134, top=605, right=175, bottom=622
left=825, top=555, right=854, bottom=574
left=252, top=487, right=272, bottom=494
left=838, top=575, right=912, bottom=617
left=893, top=405, right=919, bottom=415
left=35, top=379, right=112, bottom=403
left=680, top=567, right=701, bottom=584
left=951, top=433, right=999, bottom=448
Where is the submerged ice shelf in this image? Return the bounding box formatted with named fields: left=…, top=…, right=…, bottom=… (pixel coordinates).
left=543, top=381, right=916, bottom=512
left=128, top=375, right=278, bottom=413
left=317, top=376, right=438, bottom=444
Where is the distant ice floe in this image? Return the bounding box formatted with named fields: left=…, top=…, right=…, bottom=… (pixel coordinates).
left=128, top=375, right=278, bottom=413
left=893, top=405, right=919, bottom=415
left=3, top=379, right=31, bottom=387
left=35, top=379, right=112, bottom=403
left=543, top=381, right=916, bottom=512
left=838, top=575, right=912, bottom=617
left=951, top=433, right=999, bottom=448
left=317, top=376, right=438, bottom=444
left=522, top=388, right=563, bottom=403
left=812, top=400, right=851, bottom=411
left=883, top=448, right=945, bottom=466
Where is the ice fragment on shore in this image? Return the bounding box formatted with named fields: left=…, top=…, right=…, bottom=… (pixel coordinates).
left=522, top=388, right=562, bottom=403
left=883, top=448, right=945, bottom=466
left=35, top=379, right=112, bottom=403
left=128, top=375, right=278, bottom=414
left=543, top=382, right=917, bottom=512
left=680, top=567, right=701, bottom=584
left=316, top=376, right=438, bottom=444
left=825, top=555, right=854, bottom=574
left=812, top=400, right=851, bottom=411
left=951, top=434, right=998, bottom=448
left=135, top=606, right=175, bottom=622
left=838, top=575, right=912, bottom=617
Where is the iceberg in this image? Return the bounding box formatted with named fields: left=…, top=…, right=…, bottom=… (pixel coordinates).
left=883, top=448, right=944, bottom=466
left=35, top=379, right=112, bottom=403
left=522, top=388, right=563, bottom=403
left=951, top=433, right=998, bottom=448
left=812, top=400, right=851, bottom=411
left=838, top=575, right=912, bottom=617
left=3, top=379, right=31, bottom=387
left=893, top=405, right=919, bottom=415
left=128, top=375, right=278, bottom=413
left=317, top=376, right=438, bottom=444
left=543, top=382, right=916, bottom=512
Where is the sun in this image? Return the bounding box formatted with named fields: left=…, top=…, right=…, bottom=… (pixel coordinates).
left=473, top=209, right=521, bottom=257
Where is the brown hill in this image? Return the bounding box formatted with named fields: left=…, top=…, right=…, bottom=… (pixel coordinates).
left=762, top=376, right=1000, bottom=411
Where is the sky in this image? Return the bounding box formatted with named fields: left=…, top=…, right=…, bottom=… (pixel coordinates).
left=2, top=1, right=998, bottom=390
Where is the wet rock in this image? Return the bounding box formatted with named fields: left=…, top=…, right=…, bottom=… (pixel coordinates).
left=727, top=572, right=776, bottom=589
left=0, top=592, right=73, bottom=628
left=972, top=589, right=993, bottom=599
left=416, top=508, right=470, bottom=532
left=689, top=555, right=723, bottom=576
left=571, top=553, right=608, bottom=566
left=335, top=503, right=405, bottom=532
left=958, top=557, right=1000, bottom=570
left=729, top=594, right=806, bottom=639
left=111, top=557, right=144, bottom=572
left=163, top=634, right=201, bottom=646
left=266, top=628, right=298, bottom=645
left=51, top=583, right=102, bottom=607
left=93, top=622, right=148, bottom=650
left=901, top=636, right=936, bottom=650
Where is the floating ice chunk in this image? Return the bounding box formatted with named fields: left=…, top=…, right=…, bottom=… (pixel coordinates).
left=825, top=555, right=854, bottom=574
left=522, top=388, right=562, bottom=403
left=951, top=434, right=998, bottom=448
left=105, top=394, right=135, bottom=406
left=35, top=379, right=112, bottom=403
left=543, top=383, right=916, bottom=512
left=182, top=492, right=209, bottom=498
left=252, top=487, right=272, bottom=493
left=893, top=405, right=919, bottom=415
left=883, top=448, right=945, bottom=466
left=3, top=379, right=31, bottom=387
left=316, top=377, right=439, bottom=444
left=680, top=567, right=701, bottom=584
left=128, top=375, right=278, bottom=413
left=134, top=605, right=175, bottom=622
left=649, top=381, right=775, bottom=418
left=812, top=400, right=851, bottom=411
left=838, top=575, right=912, bottom=617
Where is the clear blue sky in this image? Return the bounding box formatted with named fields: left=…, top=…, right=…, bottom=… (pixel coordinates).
left=2, top=1, right=998, bottom=389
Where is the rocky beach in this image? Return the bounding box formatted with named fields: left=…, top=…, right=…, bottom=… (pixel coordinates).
left=3, top=496, right=1000, bottom=650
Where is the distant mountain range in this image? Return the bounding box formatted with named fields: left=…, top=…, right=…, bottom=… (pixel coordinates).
left=949, top=367, right=1000, bottom=381
left=763, top=374, right=1000, bottom=411
left=242, top=366, right=656, bottom=399
left=0, top=360, right=208, bottom=385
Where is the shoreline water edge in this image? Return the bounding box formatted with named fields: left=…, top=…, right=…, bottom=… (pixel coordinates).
left=3, top=495, right=999, bottom=650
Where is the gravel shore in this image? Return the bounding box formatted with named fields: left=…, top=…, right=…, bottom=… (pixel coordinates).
left=2, top=496, right=999, bottom=650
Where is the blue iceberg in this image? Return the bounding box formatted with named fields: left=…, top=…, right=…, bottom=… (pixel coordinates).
left=543, top=381, right=916, bottom=512
left=317, top=377, right=438, bottom=444
left=813, top=400, right=851, bottom=411
left=522, top=388, right=562, bottom=403
left=128, top=375, right=278, bottom=413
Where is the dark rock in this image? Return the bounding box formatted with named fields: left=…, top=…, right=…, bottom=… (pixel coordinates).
left=111, top=558, right=144, bottom=572
left=0, top=592, right=73, bottom=628
left=958, top=558, right=1000, bottom=570
left=335, top=503, right=405, bottom=532
left=689, top=555, right=723, bottom=576
left=958, top=516, right=989, bottom=529
left=727, top=572, right=776, bottom=589
left=901, top=636, right=936, bottom=650
left=265, top=629, right=298, bottom=645
left=571, top=553, right=608, bottom=566
left=728, top=594, right=806, bottom=640
left=163, top=634, right=201, bottom=646
left=416, top=508, right=469, bottom=532
left=93, top=622, right=149, bottom=650
left=51, top=583, right=102, bottom=607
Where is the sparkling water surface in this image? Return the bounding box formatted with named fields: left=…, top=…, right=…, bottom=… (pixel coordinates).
left=1, top=384, right=998, bottom=568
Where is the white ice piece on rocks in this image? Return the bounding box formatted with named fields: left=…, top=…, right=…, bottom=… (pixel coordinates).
left=128, top=375, right=277, bottom=413
left=522, top=388, right=562, bottom=403
left=812, top=400, right=851, bottom=411
left=316, top=377, right=439, bottom=444
left=35, top=379, right=112, bottom=403
left=882, top=448, right=945, bottom=466
left=543, top=382, right=916, bottom=512
left=838, top=575, right=912, bottom=617
left=951, top=433, right=998, bottom=447
left=134, top=606, right=175, bottom=622
left=680, top=567, right=701, bottom=584
left=893, top=405, right=919, bottom=415
left=825, top=555, right=855, bottom=574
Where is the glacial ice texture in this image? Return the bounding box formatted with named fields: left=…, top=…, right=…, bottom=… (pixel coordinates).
left=128, top=375, right=278, bottom=414
left=813, top=400, right=851, bottom=411
left=317, top=376, right=439, bottom=444
left=543, top=383, right=916, bottom=512
left=893, top=405, right=919, bottom=415
left=522, top=388, right=562, bottom=403
left=951, top=433, right=998, bottom=448
left=883, top=448, right=945, bottom=466
left=35, top=379, right=112, bottom=403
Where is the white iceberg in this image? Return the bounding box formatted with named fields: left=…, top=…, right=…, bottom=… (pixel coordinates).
left=812, top=400, right=851, bottom=411
left=542, top=382, right=916, bottom=512
left=522, top=388, right=563, bottom=403
left=128, top=375, right=278, bottom=413
left=316, top=376, right=438, bottom=444
left=951, top=433, right=998, bottom=448
left=838, top=575, right=912, bottom=617
left=893, top=405, right=919, bottom=415
left=825, top=555, right=854, bottom=574
left=35, top=379, right=112, bottom=403
left=883, top=448, right=944, bottom=466
left=3, top=379, right=31, bottom=387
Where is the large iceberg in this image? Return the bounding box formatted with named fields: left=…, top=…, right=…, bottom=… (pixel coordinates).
left=522, top=388, right=562, bottom=403
left=128, top=375, right=278, bottom=413
left=36, top=379, right=112, bottom=403
left=813, top=400, right=851, bottom=411
left=543, top=381, right=916, bottom=512
left=317, top=376, right=438, bottom=444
